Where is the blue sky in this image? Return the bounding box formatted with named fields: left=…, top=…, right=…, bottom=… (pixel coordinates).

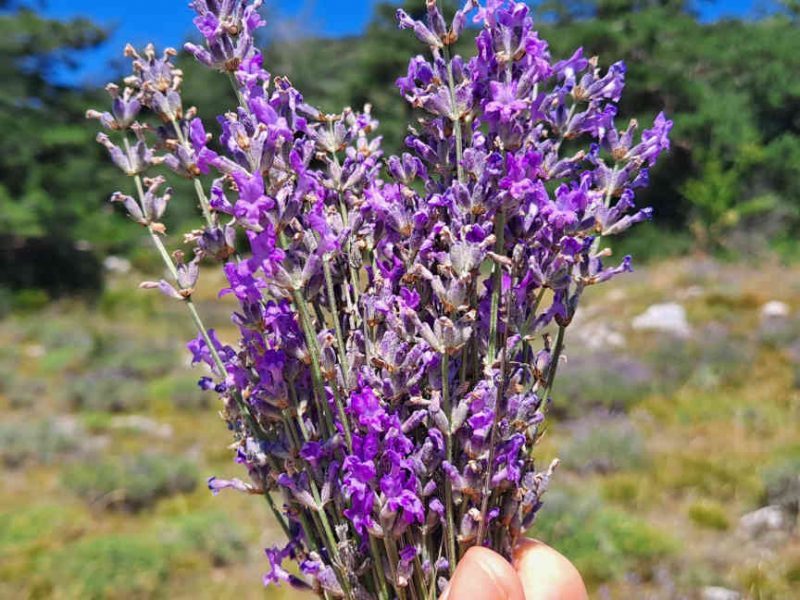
left=40, top=0, right=756, bottom=85
left=42, top=0, right=380, bottom=83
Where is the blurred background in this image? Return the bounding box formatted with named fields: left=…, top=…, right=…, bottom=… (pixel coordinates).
left=1, top=0, right=799, bottom=598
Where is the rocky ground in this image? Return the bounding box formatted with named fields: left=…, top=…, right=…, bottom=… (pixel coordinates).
left=1, top=257, right=798, bottom=599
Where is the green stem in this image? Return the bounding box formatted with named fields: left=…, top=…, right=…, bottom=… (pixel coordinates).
left=310, top=492, right=353, bottom=598
left=383, top=536, right=408, bottom=600
left=227, top=73, right=248, bottom=111
left=475, top=285, right=514, bottom=547
left=329, top=123, right=363, bottom=317
left=592, top=164, right=621, bottom=255
left=441, top=353, right=458, bottom=571
left=509, top=287, right=547, bottom=360
left=368, top=535, right=391, bottom=600
left=264, top=492, right=292, bottom=539
left=486, top=211, right=506, bottom=367
left=323, top=259, right=351, bottom=381
left=542, top=325, right=566, bottom=400
left=169, top=118, right=214, bottom=227
left=278, top=231, right=351, bottom=451
left=291, top=286, right=337, bottom=437
left=443, top=44, right=465, bottom=184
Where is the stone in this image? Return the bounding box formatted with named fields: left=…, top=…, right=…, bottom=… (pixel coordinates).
left=738, top=505, right=794, bottom=538
left=632, top=302, right=690, bottom=337
left=103, top=255, right=132, bottom=275
left=702, top=587, right=740, bottom=600
left=761, top=300, right=790, bottom=320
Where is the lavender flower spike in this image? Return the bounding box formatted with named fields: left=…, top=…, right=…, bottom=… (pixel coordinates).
left=93, top=1, right=671, bottom=597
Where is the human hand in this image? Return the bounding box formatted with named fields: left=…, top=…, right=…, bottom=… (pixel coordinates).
left=441, top=539, right=588, bottom=600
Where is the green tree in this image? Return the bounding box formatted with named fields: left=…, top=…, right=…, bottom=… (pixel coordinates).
left=0, top=3, right=121, bottom=295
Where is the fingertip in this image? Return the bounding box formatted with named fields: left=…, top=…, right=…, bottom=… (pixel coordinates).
left=445, top=547, right=526, bottom=600
left=513, top=539, right=588, bottom=600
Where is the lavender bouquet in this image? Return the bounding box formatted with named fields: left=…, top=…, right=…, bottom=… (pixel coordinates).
left=89, top=1, right=671, bottom=597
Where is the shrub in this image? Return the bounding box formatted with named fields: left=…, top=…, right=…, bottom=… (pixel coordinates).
left=94, top=339, right=176, bottom=379
left=560, top=418, right=648, bottom=475
left=67, top=369, right=147, bottom=413
left=35, top=534, right=171, bottom=600
left=759, top=315, right=800, bottom=349
left=63, top=454, right=199, bottom=511
left=640, top=335, right=696, bottom=394
left=164, top=511, right=248, bottom=567
left=657, top=454, right=762, bottom=502
left=2, top=376, right=49, bottom=410
left=553, top=354, right=653, bottom=418
left=601, top=473, right=654, bottom=509
left=688, top=500, right=730, bottom=531
left=610, top=222, right=693, bottom=264
left=735, top=562, right=796, bottom=600
left=761, top=452, right=800, bottom=516
left=688, top=325, right=753, bottom=390
left=533, top=488, right=675, bottom=585
left=149, top=374, right=211, bottom=411
left=0, top=504, right=86, bottom=559
left=0, top=419, right=84, bottom=468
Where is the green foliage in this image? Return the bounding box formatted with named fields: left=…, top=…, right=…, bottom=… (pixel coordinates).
left=657, top=453, right=762, bottom=502
left=533, top=488, right=676, bottom=584
left=761, top=449, right=800, bottom=516
left=149, top=374, right=211, bottom=411
left=64, top=337, right=178, bottom=412
left=0, top=7, right=127, bottom=296
left=163, top=511, right=249, bottom=567
left=0, top=504, right=86, bottom=560
left=610, top=222, right=694, bottom=264
left=35, top=534, right=172, bottom=600
left=600, top=472, right=655, bottom=509
left=63, top=453, right=199, bottom=511
left=27, top=510, right=248, bottom=599
left=530, top=3, right=800, bottom=253
left=688, top=499, right=731, bottom=531
left=1, top=1, right=800, bottom=297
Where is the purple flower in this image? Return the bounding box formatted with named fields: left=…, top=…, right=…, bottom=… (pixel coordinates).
left=188, top=118, right=219, bottom=174
left=348, top=386, right=387, bottom=433
left=631, top=112, right=673, bottom=165
left=186, top=0, right=266, bottom=71
left=95, top=1, right=671, bottom=595
left=485, top=81, right=528, bottom=124
left=208, top=476, right=254, bottom=495
left=264, top=544, right=309, bottom=589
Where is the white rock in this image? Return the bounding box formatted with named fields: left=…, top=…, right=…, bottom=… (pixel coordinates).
left=702, top=587, right=741, bottom=600
left=761, top=301, right=790, bottom=320
left=632, top=303, right=691, bottom=337
left=739, top=505, right=793, bottom=538
left=103, top=255, right=132, bottom=275
left=110, top=416, right=173, bottom=439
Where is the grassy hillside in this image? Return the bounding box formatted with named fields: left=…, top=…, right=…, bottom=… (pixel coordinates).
left=1, top=256, right=799, bottom=598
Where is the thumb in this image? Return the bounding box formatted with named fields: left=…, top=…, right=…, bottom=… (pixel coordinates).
left=442, top=547, right=526, bottom=600
left=513, top=539, right=588, bottom=600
